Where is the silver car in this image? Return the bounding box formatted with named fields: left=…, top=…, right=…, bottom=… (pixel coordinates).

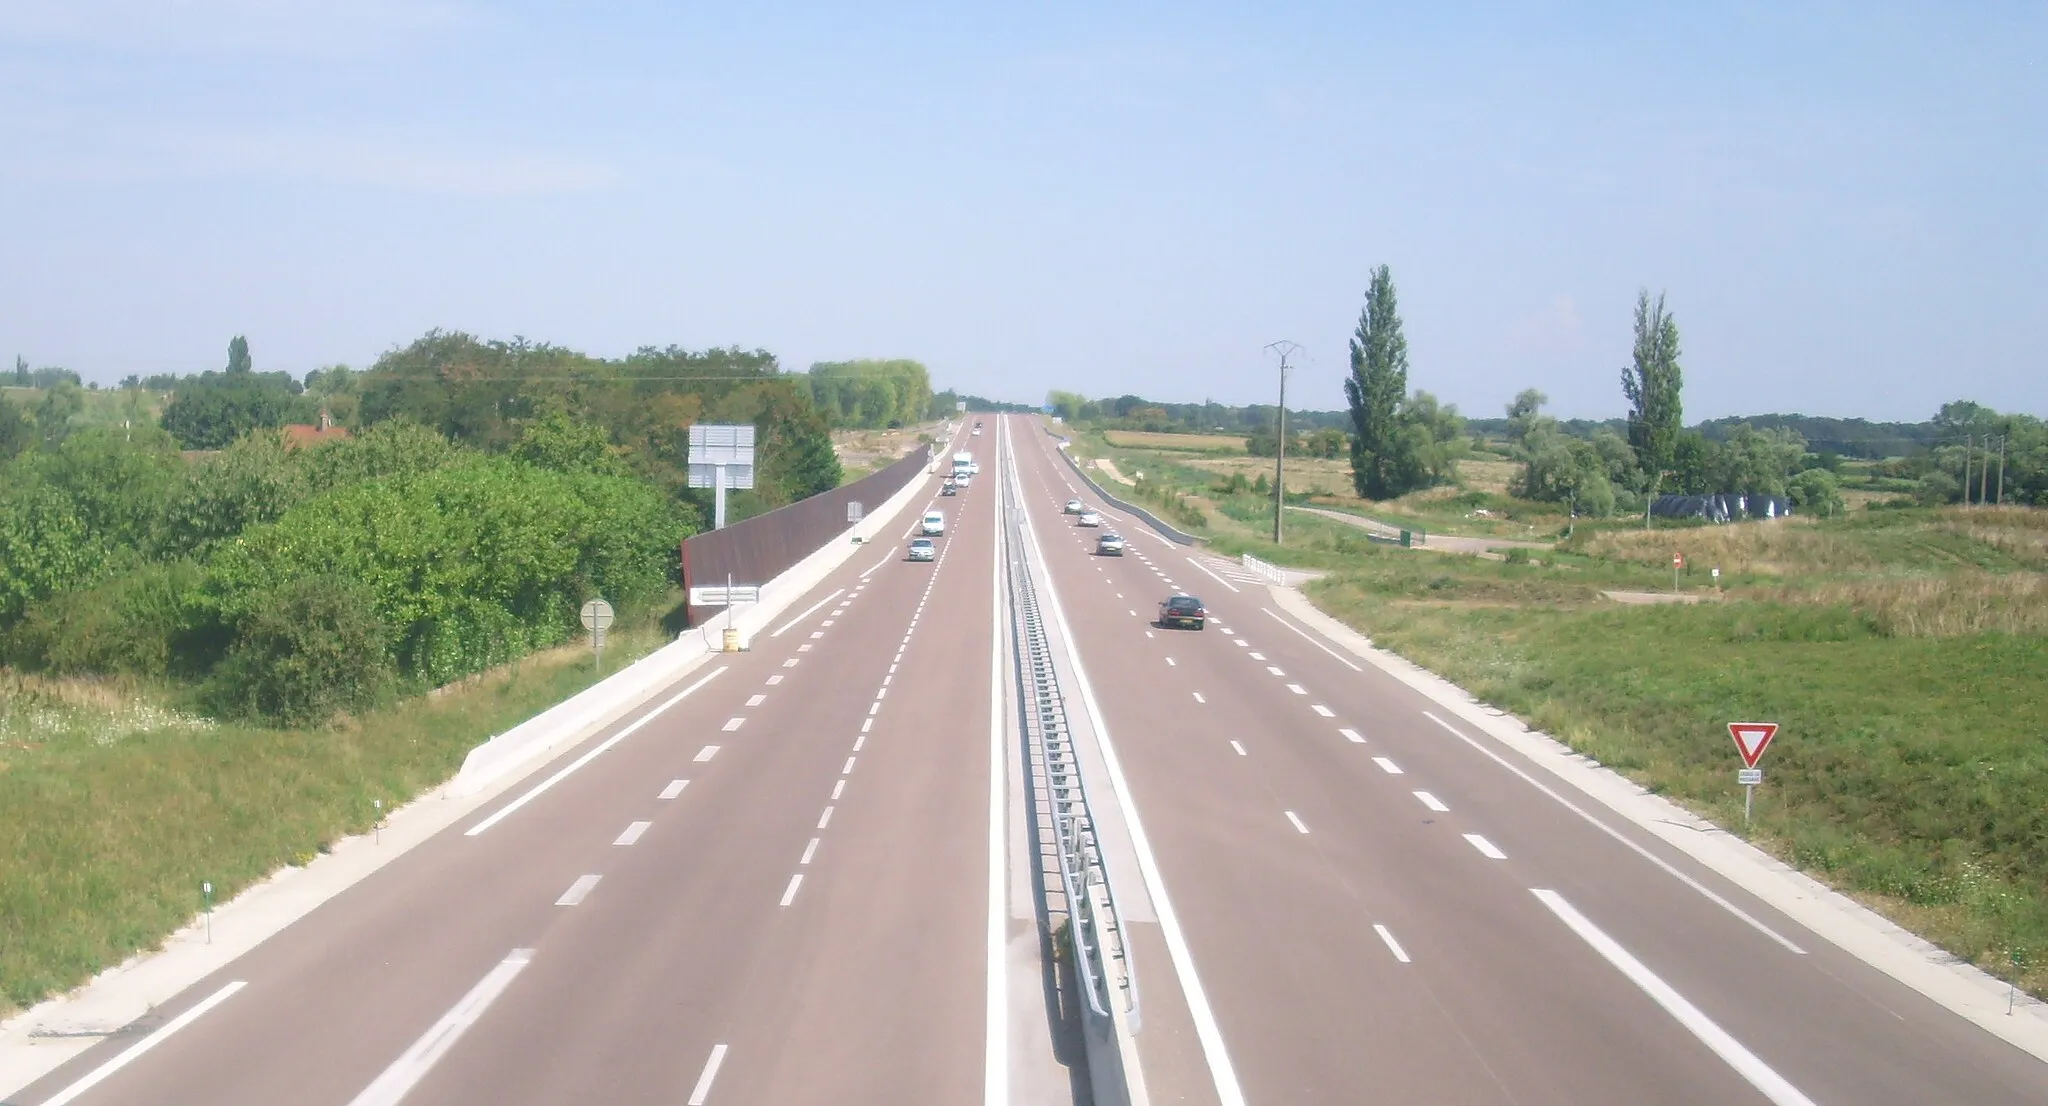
left=1096, top=533, right=1125, bottom=556
left=907, top=537, right=936, bottom=562
left=1077, top=510, right=1103, bottom=527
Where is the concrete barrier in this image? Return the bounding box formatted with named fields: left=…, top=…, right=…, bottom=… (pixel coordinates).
left=448, top=447, right=944, bottom=799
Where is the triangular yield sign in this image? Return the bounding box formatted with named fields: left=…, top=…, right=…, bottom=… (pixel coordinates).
left=1728, top=722, right=1778, bottom=768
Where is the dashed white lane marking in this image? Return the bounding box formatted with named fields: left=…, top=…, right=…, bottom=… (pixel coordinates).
left=695, top=745, right=720, bottom=762
left=687, top=1043, right=729, bottom=1105
left=809, top=630, right=825, bottom=639
left=1285, top=810, right=1310, bottom=835
left=1312, top=704, right=1335, bottom=717
left=883, top=673, right=893, bottom=686
left=843, top=756, right=858, bottom=774
left=1372, top=756, right=1403, bottom=774
left=875, top=687, right=887, bottom=699
left=822, top=619, right=835, bottom=627
left=1340, top=728, right=1365, bottom=743
left=868, top=703, right=881, bottom=716
left=1129, top=610, right=1137, bottom=617
left=861, top=718, right=874, bottom=733
left=853, top=733, right=867, bottom=752
left=1193, top=691, right=1206, bottom=703
left=1260, top=606, right=1364, bottom=672
left=780, top=874, right=804, bottom=907
left=659, top=780, right=688, bottom=800
left=1414, top=791, right=1450, bottom=812
left=1286, top=683, right=1306, bottom=695
left=818, top=806, right=835, bottom=828
left=783, top=659, right=799, bottom=668
left=556, top=874, right=601, bottom=905
left=1166, top=658, right=1177, bottom=667
left=1251, top=652, right=1268, bottom=662
left=1230, top=740, right=1247, bottom=756
left=465, top=666, right=727, bottom=836
left=1373, top=924, right=1412, bottom=964
left=344, top=955, right=526, bottom=1106
left=765, top=674, right=784, bottom=686
left=801, top=838, right=820, bottom=865
left=1421, top=711, right=1806, bottom=954
left=1464, top=834, right=1508, bottom=860
left=39, top=981, right=247, bottom=1106
left=1234, top=639, right=1248, bottom=647
left=1145, top=631, right=1155, bottom=639
left=831, top=779, right=845, bottom=800
left=798, top=644, right=813, bottom=652
left=614, top=821, right=651, bottom=846
left=1531, top=890, right=1818, bottom=1106
left=769, top=588, right=843, bottom=638
left=888, top=663, right=898, bottom=674
left=722, top=717, right=745, bottom=732
left=1116, top=592, right=1124, bottom=599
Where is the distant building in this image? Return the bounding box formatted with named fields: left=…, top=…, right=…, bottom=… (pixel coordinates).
left=282, top=408, right=351, bottom=449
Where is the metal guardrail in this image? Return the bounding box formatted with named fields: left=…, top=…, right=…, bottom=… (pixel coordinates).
left=1000, top=435, right=1137, bottom=1021
left=1241, top=552, right=1288, bottom=585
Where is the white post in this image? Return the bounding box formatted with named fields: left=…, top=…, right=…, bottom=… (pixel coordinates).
left=714, top=464, right=729, bottom=530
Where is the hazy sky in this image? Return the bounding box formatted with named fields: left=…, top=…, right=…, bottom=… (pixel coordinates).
left=3, top=2, right=2042, bottom=421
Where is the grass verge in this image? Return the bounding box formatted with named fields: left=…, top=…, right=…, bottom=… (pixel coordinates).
left=0, top=618, right=672, bottom=1016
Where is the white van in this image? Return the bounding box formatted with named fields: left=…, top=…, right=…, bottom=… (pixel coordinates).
left=922, top=510, right=946, bottom=536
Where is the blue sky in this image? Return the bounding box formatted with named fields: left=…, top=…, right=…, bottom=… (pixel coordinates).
left=2, top=1, right=2041, bottom=421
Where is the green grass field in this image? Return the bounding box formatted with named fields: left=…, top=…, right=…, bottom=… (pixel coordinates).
left=0, top=619, right=674, bottom=1015
left=1071, top=418, right=2048, bottom=994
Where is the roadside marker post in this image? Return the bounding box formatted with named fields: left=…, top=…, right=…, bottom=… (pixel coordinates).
left=1729, top=722, right=1779, bottom=826
left=1673, top=551, right=1684, bottom=594
left=202, top=881, right=213, bottom=944
left=373, top=798, right=383, bottom=845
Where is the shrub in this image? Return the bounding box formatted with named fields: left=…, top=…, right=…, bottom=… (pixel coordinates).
left=203, top=574, right=392, bottom=724
left=5, top=559, right=225, bottom=678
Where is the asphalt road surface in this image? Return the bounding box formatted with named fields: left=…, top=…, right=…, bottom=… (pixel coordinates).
left=11, top=415, right=2046, bottom=1106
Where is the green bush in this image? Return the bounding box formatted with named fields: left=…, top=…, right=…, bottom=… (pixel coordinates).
left=5, top=559, right=225, bottom=678
left=203, top=574, right=392, bottom=724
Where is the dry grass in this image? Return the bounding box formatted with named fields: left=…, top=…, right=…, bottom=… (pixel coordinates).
left=1457, top=459, right=1520, bottom=496
left=1937, top=507, right=2048, bottom=570
left=1102, top=430, right=1246, bottom=452
left=1181, top=454, right=1357, bottom=495
left=1771, top=572, right=2048, bottom=637
left=1584, top=517, right=1877, bottom=575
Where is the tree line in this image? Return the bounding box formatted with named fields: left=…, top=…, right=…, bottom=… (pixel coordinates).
left=0, top=329, right=874, bottom=724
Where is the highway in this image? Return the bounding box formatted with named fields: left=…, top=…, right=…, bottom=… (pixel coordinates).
left=8, top=414, right=2046, bottom=1105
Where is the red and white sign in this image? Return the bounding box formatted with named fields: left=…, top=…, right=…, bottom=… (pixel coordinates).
left=1728, top=722, right=1778, bottom=768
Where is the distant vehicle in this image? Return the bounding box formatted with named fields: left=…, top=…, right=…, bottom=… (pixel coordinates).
left=952, top=450, right=974, bottom=477
left=972, top=426, right=982, bottom=436
left=1063, top=499, right=1085, bottom=514
left=1077, top=510, right=1102, bottom=527
left=922, top=510, right=946, bottom=536
left=1096, top=533, right=1125, bottom=556
left=953, top=471, right=971, bottom=487
left=907, top=537, right=936, bottom=561
left=967, top=461, right=980, bottom=475
left=941, top=482, right=958, bottom=496
left=1158, top=594, right=1206, bottom=630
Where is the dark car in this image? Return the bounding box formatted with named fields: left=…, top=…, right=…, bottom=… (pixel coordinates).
left=1157, top=594, right=1206, bottom=630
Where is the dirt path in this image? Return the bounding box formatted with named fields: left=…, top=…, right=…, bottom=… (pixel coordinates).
left=1094, top=458, right=1136, bottom=486
left=1290, top=505, right=1551, bottom=555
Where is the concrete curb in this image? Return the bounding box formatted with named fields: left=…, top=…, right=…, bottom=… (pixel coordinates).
left=1264, top=583, right=2048, bottom=1063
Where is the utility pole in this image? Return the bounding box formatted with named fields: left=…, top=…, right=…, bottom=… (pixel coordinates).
left=1265, top=341, right=1303, bottom=545
left=1962, top=434, right=1972, bottom=507
left=1997, top=435, right=2007, bottom=505
left=1980, top=434, right=1991, bottom=507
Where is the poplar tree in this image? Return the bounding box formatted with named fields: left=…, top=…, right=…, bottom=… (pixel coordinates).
left=1345, top=265, right=1410, bottom=499
left=1621, top=290, right=1684, bottom=481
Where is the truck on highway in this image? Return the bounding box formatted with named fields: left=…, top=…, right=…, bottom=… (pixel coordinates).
left=952, top=451, right=974, bottom=477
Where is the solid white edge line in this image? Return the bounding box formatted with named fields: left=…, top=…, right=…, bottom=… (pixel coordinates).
left=769, top=587, right=845, bottom=637
left=687, top=1042, right=729, bottom=1105
left=1463, top=833, right=1508, bottom=860
left=1373, top=924, right=1412, bottom=963
left=986, top=417, right=1010, bottom=1106
left=779, top=873, right=804, bottom=907
left=345, top=952, right=533, bottom=1106
left=1422, top=712, right=1805, bottom=954
left=1184, top=554, right=1242, bottom=593
left=1259, top=606, right=1364, bottom=671
left=38, top=981, right=247, bottom=1106
left=1011, top=439, right=1248, bottom=1106
left=614, top=820, right=651, bottom=846
left=1532, top=890, right=1818, bottom=1105
left=466, top=667, right=728, bottom=835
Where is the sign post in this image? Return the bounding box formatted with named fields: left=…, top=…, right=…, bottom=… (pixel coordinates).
left=688, top=424, right=758, bottom=530
left=846, top=501, right=864, bottom=524
left=581, top=598, right=615, bottom=671
left=1728, top=722, right=1779, bottom=826
left=1673, top=551, right=1684, bottom=594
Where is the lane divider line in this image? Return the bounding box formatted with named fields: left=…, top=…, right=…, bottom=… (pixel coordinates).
left=687, top=1043, right=729, bottom=1105
left=779, top=874, right=804, bottom=907
left=1286, top=683, right=1307, bottom=696
left=1259, top=606, right=1364, bottom=672
left=1373, top=925, right=1411, bottom=964
left=769, top=588, right=844, bottom=637
left=1285, top=811, right=1310, bottom=835
left=722, top=717, right=745, bottom=732
left=1422, top=711, right=1806, bottom=954
left=346, top=954, right=532, bottom=1106
left=38, top=981, right=247, bottom=1106
left=465, top=667, right=727, bottom=835
left=556, top=875, right=601, bottom=906
left=1413, top=791, right=1449, bottom=812
left=1340, top=728, right=1365, bottom=743
left=746, top=694, right=766, bottom=707
left=801, top=838, right=820, bottom=865
left=1193, top=692, right=1206, bottom=704
left=614, top=821, right=651, bottom=846
left=1373, top=757, right=1404, bottom=775
left=1532, top=890, right=1817, bottom=1105
left=818, top=806, right=834, bottom=829
left=1464, top=833, right=1508, bottom=860
left=659, top=780, right=688, bottom=800
left=1312, top=705, right=1335, bottom=717
left=1230, top=740, right=1247, bottom=756
left=694, top=745, right=720, bottom=762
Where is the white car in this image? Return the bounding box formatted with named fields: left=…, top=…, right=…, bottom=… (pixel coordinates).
left=1077, top=510, right=1102, bottom=527
left=922, top=510, right=946, bottom=536
left=1095, top=533, right=1125, bottom=556
left=907, top=537, right=936, bottom=562
left=1063, top=499, right=1085, bottom=514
